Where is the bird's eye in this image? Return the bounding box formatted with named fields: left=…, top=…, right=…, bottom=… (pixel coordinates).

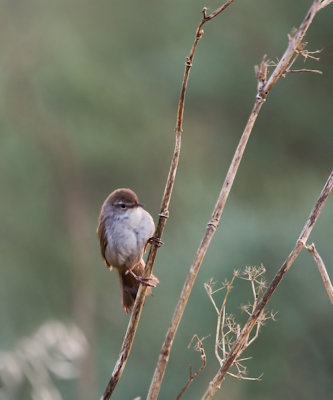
left=120, top=203, right=126, bottom=209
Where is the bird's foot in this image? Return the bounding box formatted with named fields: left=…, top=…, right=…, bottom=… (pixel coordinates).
left=143, top=236, right=164, bottom=253
left=125, top=268, right=157, bottom=287
left=148, top=236, right=164, bottom=247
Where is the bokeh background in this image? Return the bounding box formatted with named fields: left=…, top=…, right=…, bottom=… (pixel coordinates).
left=1, top=0, right=333, bottom=399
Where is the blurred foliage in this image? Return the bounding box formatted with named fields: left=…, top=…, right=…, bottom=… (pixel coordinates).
left=0, top=321, right=87, bottom=400
left=1, top=0, right=333, bottom=399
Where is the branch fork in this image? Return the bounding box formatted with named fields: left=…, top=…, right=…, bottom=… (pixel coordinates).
left=301, top=241, right=333, bottom=304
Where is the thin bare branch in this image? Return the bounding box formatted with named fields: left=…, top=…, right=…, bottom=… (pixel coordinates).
left=219, top=277, right=236, bottom=362
left=227, top=371, right=263, bottom=381
left=205, top=0, right=236, bottom=20
left=288, top=69, right=323, bottom=74
left=146, top=2, right=237, bottom=399
left=304, top=243, right=333, bottom=304
left=204, top=281, right=221, bottom=315
left=176, top=335, right=207, bottom=400
left=267, top=44, right=323, bottom=77
left=264, top=0, right=322, bottom=92
left=201, top=170, right=333, bottom=399
left=245, top=320, right=261, bottom=348
left=148, top=84, right=265, bottom=400
left=318, top=0, right=333, bottom=11
left=205, top=282, right=224, bottom=365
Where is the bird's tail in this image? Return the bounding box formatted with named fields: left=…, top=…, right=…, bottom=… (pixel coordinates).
left=119, top=261, right=159, bottom=313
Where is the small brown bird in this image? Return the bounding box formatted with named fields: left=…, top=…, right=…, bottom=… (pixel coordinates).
left=97, top=188, right=160, bottom=312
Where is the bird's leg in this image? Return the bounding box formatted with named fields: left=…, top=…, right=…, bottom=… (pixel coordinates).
left=144, top=236, right=164, bottom=253
left=125, top=268, right=157, bottom=287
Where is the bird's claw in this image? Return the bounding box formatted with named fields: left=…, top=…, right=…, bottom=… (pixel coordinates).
left=148, top=236, right=164, bottom=248
left=125, top=269, right=157, bottom=287
left=143, top=236, right=164, bottom=253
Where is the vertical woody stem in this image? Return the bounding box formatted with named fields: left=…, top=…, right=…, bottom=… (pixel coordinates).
left=147, top=98, right=264, bottom=400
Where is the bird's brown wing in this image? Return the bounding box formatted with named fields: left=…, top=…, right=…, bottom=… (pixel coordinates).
left=97, top=218, right=112, bottom=270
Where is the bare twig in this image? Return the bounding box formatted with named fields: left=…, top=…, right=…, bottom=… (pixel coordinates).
left=304, top=243, right=333, bottom=304
left=146, top=3, right=239, bottom=399
left=201, top=170, right=333, bottom=399
left=227, top=371, right=263, bottom=381
left=318, top=0, right=333, bottom=11
left=266, top=43, right=323, bottom=77
left=176, top=335, right=207, bottom=400
left=288, top=69, right=323, bottom=74
left=264, top=0, right=322, bottom=92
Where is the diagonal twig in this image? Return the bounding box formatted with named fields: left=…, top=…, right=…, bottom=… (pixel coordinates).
left=201, top=170, right=333, bottom=399
left=264, top=0, right=322, bottom=92
left=176, top=335, right=207, bottom=400
left=288, top=68, right=323, bottom=74
left=318, top=0, right=333, bottom=11
left=304, top=243, right=333, bottom=304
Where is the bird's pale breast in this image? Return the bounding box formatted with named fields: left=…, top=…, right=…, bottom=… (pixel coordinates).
left=105, top=207, right=154, bottom=271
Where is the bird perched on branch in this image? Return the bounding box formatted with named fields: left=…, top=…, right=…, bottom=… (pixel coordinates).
left=97, top=188, right=161, bottom=312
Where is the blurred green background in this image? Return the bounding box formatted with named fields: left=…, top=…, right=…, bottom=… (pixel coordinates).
left=1, top=0, right=333, bottom=399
